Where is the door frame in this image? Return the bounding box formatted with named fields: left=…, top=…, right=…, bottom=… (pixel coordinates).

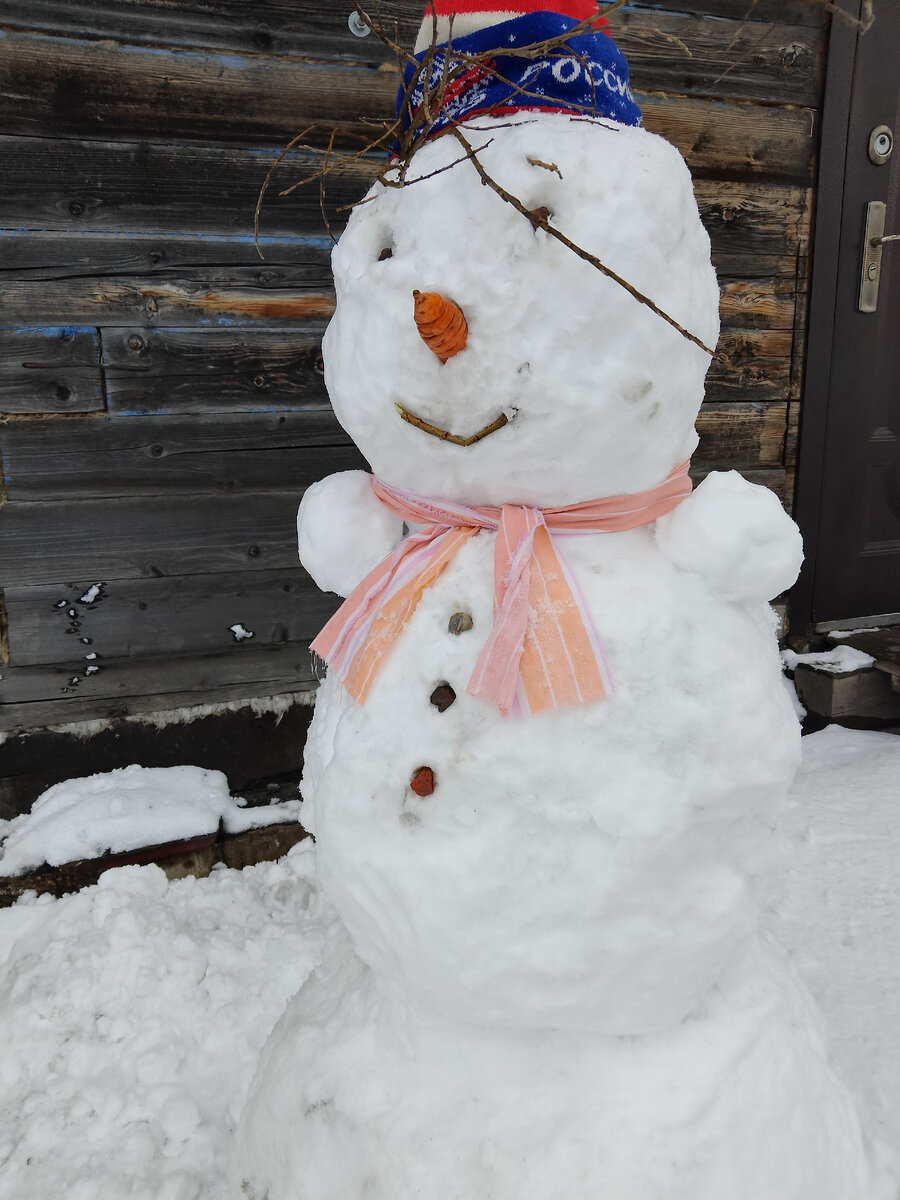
left=790, top=0, right=874, bottom=643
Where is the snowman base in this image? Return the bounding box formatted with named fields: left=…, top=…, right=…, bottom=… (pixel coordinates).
left=231, top=924, right=885, bottom=1200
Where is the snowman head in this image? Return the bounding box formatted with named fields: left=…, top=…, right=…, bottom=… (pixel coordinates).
left=322, top=5, right=720, bottom=507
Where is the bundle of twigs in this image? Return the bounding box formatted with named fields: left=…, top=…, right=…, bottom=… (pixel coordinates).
left=254, top=0, right=875, bottom=360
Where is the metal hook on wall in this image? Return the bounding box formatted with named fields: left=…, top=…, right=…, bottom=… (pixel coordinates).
left=348, top=10, right=371, bottom=37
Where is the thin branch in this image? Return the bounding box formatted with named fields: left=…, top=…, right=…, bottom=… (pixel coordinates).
left=334, top=143, right=494, bottom=211
left=320, top=128, right=338, bottom=246
left=275, top=122, right=402, bottom=199
left=447, top=124, right=719, bottom=361
left=395, top=403, right=510, bottom=446
left=713, top=16, right=782, bottom=87
left=814, top=0, right=875, bottom=31
left=253, top=126, right=314, bottom=260
left=527, top=157, right=563, bottom=177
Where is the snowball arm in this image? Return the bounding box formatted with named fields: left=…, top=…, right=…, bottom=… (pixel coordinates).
left=654, top=471, right=803, bottom=604
left=297, top=471, right=405, bottom=598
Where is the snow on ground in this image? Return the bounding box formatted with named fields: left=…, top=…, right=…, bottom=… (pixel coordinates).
left=766, top=725, right=900, bottom=1158
left=0, top=846, right=338, bottom=1200
left=0, top=726, right=897, bottom=1200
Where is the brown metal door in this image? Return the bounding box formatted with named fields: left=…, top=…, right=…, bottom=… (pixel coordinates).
left=794, top=2, right=900, bottom=631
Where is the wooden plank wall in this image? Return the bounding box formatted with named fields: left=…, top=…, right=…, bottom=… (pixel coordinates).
left=0, top=0, right=826, bottom=734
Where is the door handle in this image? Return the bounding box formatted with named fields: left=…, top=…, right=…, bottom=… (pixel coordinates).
left=859, top=201, right=899, bottom=312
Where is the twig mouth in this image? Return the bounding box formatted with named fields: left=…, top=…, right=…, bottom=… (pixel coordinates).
left=395, top=403, right=511, bottom=447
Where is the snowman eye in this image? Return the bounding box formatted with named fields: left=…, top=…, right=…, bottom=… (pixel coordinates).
left=378, top=246, right=393, bottom=261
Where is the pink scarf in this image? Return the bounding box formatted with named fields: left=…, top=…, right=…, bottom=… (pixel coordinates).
left=310, top=464, right=692, bottom=717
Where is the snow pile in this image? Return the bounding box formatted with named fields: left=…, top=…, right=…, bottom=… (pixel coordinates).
left=0, top=844, right=336, bottom=1200
left=782, top=645, right=876, bottom=674
left=0, top=732, right=897, bottom=1198
left=768, top=726, right=900, bottom=1162
left=0, top=765, right=301, bottom=877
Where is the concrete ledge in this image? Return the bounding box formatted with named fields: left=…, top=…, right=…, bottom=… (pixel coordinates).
left=794, top=662, right=900, bottom=727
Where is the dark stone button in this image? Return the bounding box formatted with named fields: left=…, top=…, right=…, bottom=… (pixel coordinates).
left=430, top=683, right=456, bottom=712
left=410, top=766, right=435, bottom=797
left=448, top=611, right=473, bottom=635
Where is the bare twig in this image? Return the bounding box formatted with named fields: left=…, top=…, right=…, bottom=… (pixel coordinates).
left=814, top=0, right=874, bottom=31
left=395, top=403, right=510, bottom=446
left=713, top=16, right=782, bottom=86
left=320, top=128, right=338, bottom=245
left=276, top=124, right=402, bottom=198
left=254, top=126, right=314, bottom=260
left=447, top=124, right=719, bottom=360
left=527, top=157, right=563, bottom=177
left=717, top=0, right=875, bottom=93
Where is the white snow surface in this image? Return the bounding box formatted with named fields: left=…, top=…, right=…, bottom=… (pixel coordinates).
left=766, top=726, right=900, bottom=1161
left=0, top=846, right=331, bottom=1200
left=0, top=730, right=896, bottom=1200
left=0, top=765, right=302, bottom=877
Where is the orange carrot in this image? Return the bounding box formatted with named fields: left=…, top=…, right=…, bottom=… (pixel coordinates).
left=413, top=290, right=468, bottom=363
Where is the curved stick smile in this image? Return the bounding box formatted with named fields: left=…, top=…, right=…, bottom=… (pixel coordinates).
left=395, top=403, right=511, bottom=447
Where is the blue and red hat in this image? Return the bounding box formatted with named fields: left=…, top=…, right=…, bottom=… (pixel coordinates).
left=399, top=1, right=642, bottom=148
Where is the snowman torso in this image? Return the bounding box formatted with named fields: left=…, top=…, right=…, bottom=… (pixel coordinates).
left=304, top=526, right=798, bottom=1035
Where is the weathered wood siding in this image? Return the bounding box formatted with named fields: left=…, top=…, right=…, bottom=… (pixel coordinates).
left=0, top=1, right=826, bottom=733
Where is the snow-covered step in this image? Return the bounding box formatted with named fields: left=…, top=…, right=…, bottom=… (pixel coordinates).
left=0, top=765, right=307, bottom=906
left=785, top=626, right=900, bottom=726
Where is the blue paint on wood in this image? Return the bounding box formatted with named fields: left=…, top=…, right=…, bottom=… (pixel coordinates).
left=113, top=407, right=325, bottom=417
left=1, top=229, right=335, bottom=250
left=3, top=325, right=98, bottom=337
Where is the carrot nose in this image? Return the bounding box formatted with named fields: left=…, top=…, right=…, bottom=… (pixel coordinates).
left=413, top=290, right=468, bottom=363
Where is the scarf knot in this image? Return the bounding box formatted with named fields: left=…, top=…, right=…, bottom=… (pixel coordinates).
left=310, top=465, right=691, bottom=718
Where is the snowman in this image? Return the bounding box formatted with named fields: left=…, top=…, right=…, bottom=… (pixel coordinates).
left=231, top=5, right=886, bottom=1197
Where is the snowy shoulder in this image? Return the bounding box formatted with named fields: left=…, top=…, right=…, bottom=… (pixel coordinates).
left=654, top=470, right=803, bottom=604
left=297, top=471, right=405, bottom=598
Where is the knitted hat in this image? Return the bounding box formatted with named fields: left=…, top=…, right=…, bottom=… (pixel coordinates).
left=399, top=3, right=641, bottom=149
left=413, top=0, right=609, bottom=51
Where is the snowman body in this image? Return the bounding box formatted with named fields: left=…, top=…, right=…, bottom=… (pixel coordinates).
left=231, top=116, right=883, bottom=1198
